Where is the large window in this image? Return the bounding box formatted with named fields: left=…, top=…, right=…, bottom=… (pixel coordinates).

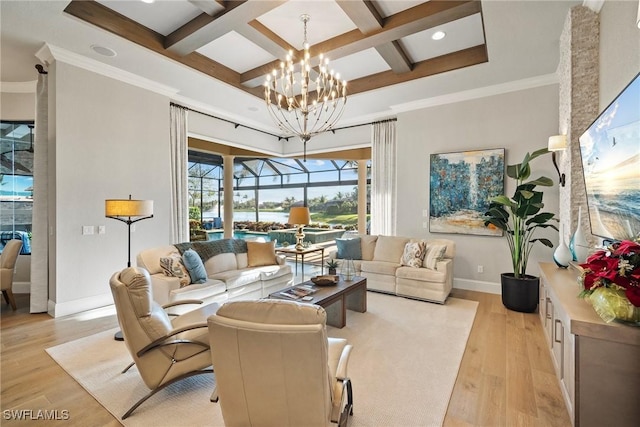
left=187, top=150, right=370, bottom=230
left=0, top=121, right=34, bottom=254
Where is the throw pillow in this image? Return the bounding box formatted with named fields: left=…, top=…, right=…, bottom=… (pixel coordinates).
left=247, top=241, right=277, bottom=267
left=400, top=241, right=426, bottom=268
left=182, top=249, right=208, bottom=284
left=336, top=238, right=362, bottom=260
left=159, top=253, right=191, bottom=287
left=423, top=243, right=447, bottom=270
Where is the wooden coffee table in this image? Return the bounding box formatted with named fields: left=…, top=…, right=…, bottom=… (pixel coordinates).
left=269, top=276, right=367, bottom=328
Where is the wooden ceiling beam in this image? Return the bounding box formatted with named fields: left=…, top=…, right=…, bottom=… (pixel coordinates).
left=336, top=0, right=383, bottom=33
left=165, top=0, right=285, bottom=55
left=375, top=41, right=412, bottom=74
left=337, top=1, right=412, bottom=74
left=347, top=44, right=488, bottom=96
left=64, top=0, right=243, bottom=90
left=241, top=0, right=481, bottom=85
left=64, top=0, right=485, bottom=104
left=187, top=0, right=225, bottom=16
left=236, top=20, right=291, bottom=60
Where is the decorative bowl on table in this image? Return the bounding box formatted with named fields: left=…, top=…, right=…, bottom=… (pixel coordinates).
left=311, top=275, right=339, bottom=286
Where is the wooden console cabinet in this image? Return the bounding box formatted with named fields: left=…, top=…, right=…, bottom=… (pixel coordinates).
left=538, top=262, right=640, bottom=427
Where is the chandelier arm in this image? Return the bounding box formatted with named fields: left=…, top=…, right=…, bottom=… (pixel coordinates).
left=263, top=13, right=347, bottom=155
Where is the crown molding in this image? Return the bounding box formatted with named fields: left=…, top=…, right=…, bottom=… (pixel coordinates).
left=0, top=80, right=37, bottom=93
left=35, top=43, right=179, bottom=98
left=390, top=73, right=559, bottom=114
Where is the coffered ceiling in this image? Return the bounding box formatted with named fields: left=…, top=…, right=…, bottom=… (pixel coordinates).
left=65, top=0, right=488, bottom=100
left=1, top=1, right=581, bottom=136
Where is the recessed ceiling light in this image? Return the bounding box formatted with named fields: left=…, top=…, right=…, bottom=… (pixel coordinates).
left=90, top=44, right=117, bottom=57
left=432, top=31, right=446, bottom=41
left=248, top=107, right=259, bottom=112
left=141, top=0, right=155, bottom=4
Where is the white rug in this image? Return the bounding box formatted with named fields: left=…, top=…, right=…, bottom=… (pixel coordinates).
left=46, top=292, right=477, bottom=427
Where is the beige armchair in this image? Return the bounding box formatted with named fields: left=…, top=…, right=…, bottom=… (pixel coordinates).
left=109, top=267, right=219, bottom=419
left=208, top=299, right=354, bottom=427
left=1, top=239, right=23, bottom=310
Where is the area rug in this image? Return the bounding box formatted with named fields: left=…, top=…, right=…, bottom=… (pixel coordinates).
left=46, top=292, right=477, bottom=427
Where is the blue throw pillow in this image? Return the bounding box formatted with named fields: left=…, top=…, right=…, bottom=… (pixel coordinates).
left=182, top=249, right=207, bottom=284
left=336, top=238, right=362, bottom=260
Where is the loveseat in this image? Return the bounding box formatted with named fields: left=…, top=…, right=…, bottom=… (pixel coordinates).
left=329, top=235, right=455, bottom=303
left=136, top=239, right=292, bottom=314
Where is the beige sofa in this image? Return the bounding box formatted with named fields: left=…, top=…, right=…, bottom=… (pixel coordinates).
left=329, top=235, right=455, bottom=303
left=136, top=239, right=293, bottom=313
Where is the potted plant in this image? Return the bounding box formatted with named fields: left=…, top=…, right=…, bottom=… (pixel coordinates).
left=326, top=259, right=340, bottom=275
left=484, top=148, right=557, bottom=313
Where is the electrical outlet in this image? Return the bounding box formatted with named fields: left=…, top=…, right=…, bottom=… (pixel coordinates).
left=477, top=265, right=484, bottom=273
left=98, top=225, right=106, bottom=235
left=422, top=221, right=428, bottom=228
left=82, top=226, right=94, bottom=235
left=131, top=224, right=136, bottom=232
left=422, top=209, right=428, bottom=217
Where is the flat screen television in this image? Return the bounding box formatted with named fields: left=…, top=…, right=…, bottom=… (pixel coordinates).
left=578, top=72, right=640, bottom=242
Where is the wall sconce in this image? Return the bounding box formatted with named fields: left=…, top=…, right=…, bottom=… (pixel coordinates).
left=548, top=135, right=568, bottom=187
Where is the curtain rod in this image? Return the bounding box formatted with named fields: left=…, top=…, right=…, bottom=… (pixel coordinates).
left=171, top=102, right=396, bottom=140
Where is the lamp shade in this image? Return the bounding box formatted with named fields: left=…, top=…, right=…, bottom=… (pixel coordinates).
left=288, top=206, right=310, bottom=225
left=105, top=199, right=153, bottom=217
left=548, top=135, right=568, bottom=151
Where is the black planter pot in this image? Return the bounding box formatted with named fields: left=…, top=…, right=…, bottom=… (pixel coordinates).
left=501, top=273, right=539, bottom=313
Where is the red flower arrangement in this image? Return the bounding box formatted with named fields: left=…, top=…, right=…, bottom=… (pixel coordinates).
left=579, top=239, right=640, bottom=324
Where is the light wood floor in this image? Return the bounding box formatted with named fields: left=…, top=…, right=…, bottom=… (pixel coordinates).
left=0, top=289, right=571, bottom=426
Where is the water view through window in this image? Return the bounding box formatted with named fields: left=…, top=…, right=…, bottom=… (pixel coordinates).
left=188, top=152, right=370, bottom=238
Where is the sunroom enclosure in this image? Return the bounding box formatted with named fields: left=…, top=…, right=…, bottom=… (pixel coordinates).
left=188, top=150, right=371, bottom=240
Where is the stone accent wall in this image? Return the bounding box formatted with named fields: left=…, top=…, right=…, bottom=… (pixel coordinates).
left=558, top=6, right=599, bottom=249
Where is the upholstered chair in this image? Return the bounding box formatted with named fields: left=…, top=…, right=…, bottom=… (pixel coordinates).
left=1, top=239, right=23, bottom=310
left=208, top=299, right=354, bottom=427
left=109, top=267, right=219, bottom=419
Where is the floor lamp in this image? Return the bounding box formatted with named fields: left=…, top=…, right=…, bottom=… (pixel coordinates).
left=288, top=206, right=310, bottom=251
left=105, top=195, right=154, bottom=340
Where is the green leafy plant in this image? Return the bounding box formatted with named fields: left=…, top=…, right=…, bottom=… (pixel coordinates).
left=484, top=148, right=557, bottom=278
left=326, top=259, right=340, bottom=269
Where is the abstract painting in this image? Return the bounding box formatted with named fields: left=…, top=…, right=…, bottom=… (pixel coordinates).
left=429, top=148, right=504, bottom=236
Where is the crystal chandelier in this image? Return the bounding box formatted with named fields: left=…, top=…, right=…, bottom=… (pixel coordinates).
left=264, top=14, right=347, bottom=158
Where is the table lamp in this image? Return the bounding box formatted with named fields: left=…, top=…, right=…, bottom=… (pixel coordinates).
left=288, top=206, right=310, bottom=251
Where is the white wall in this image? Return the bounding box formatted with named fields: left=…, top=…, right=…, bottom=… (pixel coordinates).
left=396, top=84, right=560, bottom=293
left=599, top=0, right=640, bottom=110
left=0, top=91, right=34, bottom=120
left=48, top=62, right=172, bottom=316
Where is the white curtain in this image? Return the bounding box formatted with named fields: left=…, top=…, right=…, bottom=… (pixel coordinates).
left=30, top=70, right=49, bottom=313
left=370, top=120, right=397, bottom=236
left=169, top=104, right=189, bottom=243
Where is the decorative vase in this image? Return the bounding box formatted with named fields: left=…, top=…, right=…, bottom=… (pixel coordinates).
left=342, top=259, right=355, bottom=281
left=569, top=206, right=590, bottom=263
left=553, top=222, right=572, bottom=268
left=501, top=273, right=539, bottom=313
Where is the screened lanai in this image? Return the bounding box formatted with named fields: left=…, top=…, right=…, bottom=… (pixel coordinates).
left=187, top=150, right=370, bottom=232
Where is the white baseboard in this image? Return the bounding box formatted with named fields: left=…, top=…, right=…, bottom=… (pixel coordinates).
left=454, top=278, right=501, bottom=295
left=13, top=281, right=30, bottom=294
left=48, top=292, right=114, bottom=318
